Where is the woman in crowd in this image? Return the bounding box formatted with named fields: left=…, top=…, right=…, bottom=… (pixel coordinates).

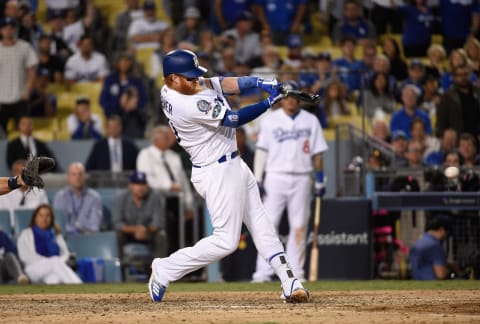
left=361, top=72, right=397, bottom=119
left=425, top=44, right=446, bottom=79
left=17, top=204, right=81, bottom=284
left=464, top=37, right=480, bottom=77
left=382, top=37, right=407, bottom=81
left=319, top=80, right=351, bottom=128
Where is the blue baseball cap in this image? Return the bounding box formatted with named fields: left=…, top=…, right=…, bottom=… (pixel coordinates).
left=130, top=171, right=147, bottom=184
left=392, top=130, right=407, bottom=141
left=286, top=34, right=303, bottom=48
left=1, top=17, right=17, bottom=27
left=143, top=0, right=156, bottom=10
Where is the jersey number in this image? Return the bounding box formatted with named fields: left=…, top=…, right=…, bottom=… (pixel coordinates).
left=303, top=140, right=310, bottom=154
left=169, top=121, right=181, bottom=143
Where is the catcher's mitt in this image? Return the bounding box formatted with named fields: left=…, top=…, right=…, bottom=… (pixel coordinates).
left=21, top=156, right=56, bottom=190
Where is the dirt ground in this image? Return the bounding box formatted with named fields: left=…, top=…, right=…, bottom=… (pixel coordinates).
left=0, top=290, right=478, bottom=324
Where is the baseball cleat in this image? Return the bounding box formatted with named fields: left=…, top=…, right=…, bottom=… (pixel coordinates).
left=286, top=288, right=311, bottom=303
left=148, top=273, right=166, bottom=302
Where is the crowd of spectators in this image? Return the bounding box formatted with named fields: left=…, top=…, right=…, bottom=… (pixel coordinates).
left=1, top=0, right=480, bottom=283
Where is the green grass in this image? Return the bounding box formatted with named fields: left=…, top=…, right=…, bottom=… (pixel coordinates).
left=0, top=280, right=479, bottom=295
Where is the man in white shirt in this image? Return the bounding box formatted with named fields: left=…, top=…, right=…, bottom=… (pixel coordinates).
left=127, top=0, right=169, bottom=50
left=137, top=126, right=194, bottom=252
left=64, top=34, right=109, bottom=85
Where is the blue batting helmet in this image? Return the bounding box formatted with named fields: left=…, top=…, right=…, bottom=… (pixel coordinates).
left=162, top=49, right=207, bottom=78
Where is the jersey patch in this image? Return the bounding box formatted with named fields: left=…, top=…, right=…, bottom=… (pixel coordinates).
left=197, top=99, right=211, bottom=114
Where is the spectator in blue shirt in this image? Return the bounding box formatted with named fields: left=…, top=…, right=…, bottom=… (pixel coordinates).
left=100, top=52, right=146, bottom=118
left=333, top=36, right=365, bottom=92
left=53, top=162, right=103, bottom=235
left=440, top=48, right=478, bottom=91
left=332, top=0, right=376, bottom=46
left=254, top=0, right=307, bottom=45
left=390, top=85, right=432, bottom=138
left=394, top=0, right=434, bottom=58
left=425, top=128, right=458, bottom=166
left=409, top=215, right=452, bottom=280
left=440, top=0, right=480, bottom=54
left=67, top=97, right=103, bottom=140
left=401, top=60, right=426, bottom=98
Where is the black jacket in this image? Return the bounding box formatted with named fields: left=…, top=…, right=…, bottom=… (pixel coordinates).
left=85, top=137, right=139, bottom=171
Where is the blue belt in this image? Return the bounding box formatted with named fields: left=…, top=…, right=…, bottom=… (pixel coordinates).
left=192, top=151, right=239, bottom=168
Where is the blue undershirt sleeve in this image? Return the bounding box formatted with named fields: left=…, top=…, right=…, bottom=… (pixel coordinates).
left=221, top=99, right=270, bottom=128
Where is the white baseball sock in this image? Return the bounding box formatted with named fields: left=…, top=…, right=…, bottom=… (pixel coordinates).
left=269, top=252, right=303, bottom=289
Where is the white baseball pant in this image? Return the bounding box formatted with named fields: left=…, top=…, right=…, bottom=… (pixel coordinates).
left=252, top=172, right=311, bottom=281
left=151, top=157, right=285, bottom=286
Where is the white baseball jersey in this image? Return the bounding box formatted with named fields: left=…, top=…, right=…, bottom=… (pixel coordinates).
left=257, top=108, right=328, bottom=173
left=161, top=77, right=237, bottom=166
left=64, top=51, right=109, bottom=82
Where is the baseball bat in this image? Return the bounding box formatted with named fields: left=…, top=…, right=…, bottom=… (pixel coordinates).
left=279, top=85, right=321, bottom=104
left=308, top=196, right=321, bottom=282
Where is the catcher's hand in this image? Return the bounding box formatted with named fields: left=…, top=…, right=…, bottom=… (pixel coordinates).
left=21, top=156, right=56, bottom=190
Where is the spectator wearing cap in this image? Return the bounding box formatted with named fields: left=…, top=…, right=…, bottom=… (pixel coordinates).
left=390, top=130, right=409, bottom=167
left=53, top=162, right=103, bottom=235
left=333, top=36, right=365, bottom=92
left=382, top=37, right=408, bottom=82
left=100, top=52, right=146, bottom=118
left=113, top=0, right=143, bottom=54
left=127, top=0, right=169, bottom=50
left=85, top=115, right=139, bottom=172
left=37, top=34, right=64, bottom=83
left=436, top=64, right=480, bottom=140
left=174, top=6, right=208, bottom=46
left=0, top=16, right=38, bottom=134
left=27, top=68, right=57, bottom=117
left=390, top=85, right=432, bottom=139
left=136, top=125, right=194, bottom=253
left=67, top=97, right=103, bottom=140
left=308, top=52, right=333, bottom=98
left=213, top=0, right=255, bottom=33
left=392, top=0, right=434, bottom=58
left=361, top=72, right=396, bottom=119
left=112, top=170, right=167, bottom=260
left=332, top=0, right=376, bottom=46
left=409, top=215, right=453, bottom=280
left=6, top=116, right=58, bottom=171
left=253, top=0, right=307, bottom=46
left=64, top=34, right=109, bottom=86
left=400, top=60, right=426, bottom=98
left=283, top=34, right=303, bottom=69
left=221, top=11, right=262, bottom=65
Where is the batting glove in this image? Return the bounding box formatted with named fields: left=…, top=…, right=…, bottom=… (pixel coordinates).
left=257, top=78, right=279, bottom=95
left=266, top=86, right=285, bottom=106
left=314, top=171, right=326, bottom=197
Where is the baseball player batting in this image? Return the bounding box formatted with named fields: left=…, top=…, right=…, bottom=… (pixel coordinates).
left=149, top=49, right=310, bottom=303
left=251, top=81, right=327, bottom=282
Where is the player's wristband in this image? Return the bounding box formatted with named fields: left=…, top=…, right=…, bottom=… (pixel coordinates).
left=237, top=76, right=259, bottom=91
left=8, top=176, right=21, bottom=190
left=315, top=171, right=324, bottom=184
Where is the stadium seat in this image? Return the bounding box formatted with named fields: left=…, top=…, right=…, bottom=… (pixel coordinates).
left=96, top=188, right=125, bottom=230
left=67, top=231, right=122, bottom=282
left=54, top=209, right=67, bottom=236
left=0, top=209, right=12, bottom=237
left=70, top=82, right=103, bottom=102
left=13, top=209, right=35, bottom=238
left=135, top=48, right=155, bottom=76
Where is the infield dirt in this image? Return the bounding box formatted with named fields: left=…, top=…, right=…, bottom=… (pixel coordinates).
left=0, top=290, right=478, bottom=323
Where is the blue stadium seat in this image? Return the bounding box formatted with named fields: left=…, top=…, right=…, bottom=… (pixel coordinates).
left=0, top=209, right=12, bottom=237
left=96, top=188, right=125, bottom=230
left=13, top=209, right=35, bottom=238
left=67, top=231, right=122, bottom=282
left=54, top=209, right=67, bottom=236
